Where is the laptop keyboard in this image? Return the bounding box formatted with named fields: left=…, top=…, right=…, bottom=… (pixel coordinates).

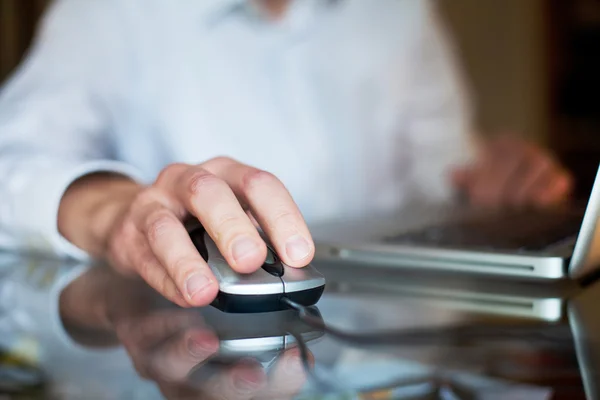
left=383, top=209, right=584, bottom=252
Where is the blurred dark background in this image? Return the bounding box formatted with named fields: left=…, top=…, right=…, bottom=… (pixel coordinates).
left=1, top=0, right=599, bottom=201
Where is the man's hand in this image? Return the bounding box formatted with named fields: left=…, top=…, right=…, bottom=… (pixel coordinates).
left=58, top=157, right=314, bottom=308
left=114, top=309, right=308, bottom=400
left=450, top=136, right=573, bottom=209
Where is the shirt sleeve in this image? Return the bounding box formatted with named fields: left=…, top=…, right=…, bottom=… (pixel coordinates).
left=402, top=0, right=480, bottom=205
left=0, top=0, right=143, bottom=259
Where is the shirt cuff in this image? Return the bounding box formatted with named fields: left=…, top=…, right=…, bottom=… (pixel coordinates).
left=12, top=160, right=145, bottom=260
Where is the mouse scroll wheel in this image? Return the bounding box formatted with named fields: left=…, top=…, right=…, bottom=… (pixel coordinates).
left=262, top=246, right=284, bottom=277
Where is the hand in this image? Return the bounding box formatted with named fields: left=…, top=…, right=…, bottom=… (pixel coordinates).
left=450, top=136, right=573, bottom=209
left=114, top=309, right=309, bottom=400
left=58, top=157, right=314, bottom=307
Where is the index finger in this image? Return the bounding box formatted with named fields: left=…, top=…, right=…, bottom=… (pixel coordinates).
left=204, top=157, right=314, bottom=268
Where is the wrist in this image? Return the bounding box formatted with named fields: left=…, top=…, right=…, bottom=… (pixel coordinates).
left=58, top=173, right=142, bottom=258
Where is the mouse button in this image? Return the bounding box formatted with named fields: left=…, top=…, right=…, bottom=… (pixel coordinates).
left=280, top=264, right=326, bottom=293
left=189, top=227, right=209, bottom=261
left=218, top=269, right=284, bottom=296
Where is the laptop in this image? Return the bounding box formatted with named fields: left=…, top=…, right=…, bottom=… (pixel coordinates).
left=312, top=164, right=600, bottom=282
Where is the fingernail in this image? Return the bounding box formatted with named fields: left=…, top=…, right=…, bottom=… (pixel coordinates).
left=286, top=235, right=310, bottom=262
left=185, top=273, right=211, bottom=299
left=233, top=368, right=264, bottom=391
left=232, top=237, right=261, bottom=262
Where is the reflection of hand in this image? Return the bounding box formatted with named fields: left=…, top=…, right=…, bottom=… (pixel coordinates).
left=59, top=265, right=311, bottom=398
left=451, top=136, right=573, bottom=208
left=113, top=309, right=310, bottom=400
left=58, top=157, right=314, bottom=308
left=113, top=310, right=218, bottom=382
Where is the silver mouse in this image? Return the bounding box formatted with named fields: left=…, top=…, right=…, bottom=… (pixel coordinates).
left=188, top=223, right=326, bottom=313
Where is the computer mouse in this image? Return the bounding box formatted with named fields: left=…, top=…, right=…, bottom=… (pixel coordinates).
left=187, top=221, right=326, bottom=313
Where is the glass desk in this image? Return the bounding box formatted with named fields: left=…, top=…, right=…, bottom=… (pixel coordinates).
left=0, top=253, right=598, bottom=399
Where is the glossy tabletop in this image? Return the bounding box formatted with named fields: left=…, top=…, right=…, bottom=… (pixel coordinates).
left=0, top=253, right=598, bottom=400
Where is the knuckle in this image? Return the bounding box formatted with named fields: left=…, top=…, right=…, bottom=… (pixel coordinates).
left=145, top=209, right=177, bottom=244
left=186, top=168, right=223, bottom=196
left=156, top=163, right=189, bottom=185
left=272, top=208, right=298, bottom=227
left=201, top=156, right=240, bottom=173
left=214, top=214, right=248, bottom=238
left=133, top=188, right=163, bottom=208
left=206, top=156, right=236, bottom=166
left=242, top=169, right=279, bottom=191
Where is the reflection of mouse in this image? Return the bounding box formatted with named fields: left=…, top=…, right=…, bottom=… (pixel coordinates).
left=199, top=306, right=325, bottom=359
left=189, top=307, right=325, bottom=386
left=188, top=222, right=326, bottom=313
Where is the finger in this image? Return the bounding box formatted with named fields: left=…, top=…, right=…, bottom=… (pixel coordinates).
left=471, top=141, right=522, bottom=207
left=469, top=161, right=494, bottom=207
left=508, top=154, right=553, bottom=206
left=117, top=311, right=205, bottom=379
left=106, top=219, right=137, bottom=277
left=449, top=166, right=470, bottom=189
left=205, top=157, right=314, bottom=268
left=495, top=145, right=549, bottom=208
left=139, top=202, right=219, bottom=306
left=116, top=311, right=203, bottom=350
left=246, top=210, right=260, bottom=229
left=202, top=360, right=267, bottom=400
left=128, top=232, right=188, bottom=307
left=537, top=170, right=573, bottom=207
left=464, top=145, right=494, bottom=207
left=256, top=348, right=311, bottom=399
left=149, top=329, right=219, bottom=383
left=174, top=166, right=266, bottom=274
left=487, top=151, right=526, bottom=208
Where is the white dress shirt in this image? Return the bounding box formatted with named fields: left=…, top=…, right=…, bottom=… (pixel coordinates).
left=0, top=0, right=476, bottom=259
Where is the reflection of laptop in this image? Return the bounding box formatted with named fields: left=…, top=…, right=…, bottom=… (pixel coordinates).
left=568, top=279, right=600, bottom=399
left=313, top=165, right=600, bottom=281
left=321, top=266, right=577, bottom=321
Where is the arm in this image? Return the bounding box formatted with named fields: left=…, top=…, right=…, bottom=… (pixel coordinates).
left=404, top=2, right=571, bottom=208
left=0, top=0, right=141, bottom=259
left=1, top=1, right=314, bottom=310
